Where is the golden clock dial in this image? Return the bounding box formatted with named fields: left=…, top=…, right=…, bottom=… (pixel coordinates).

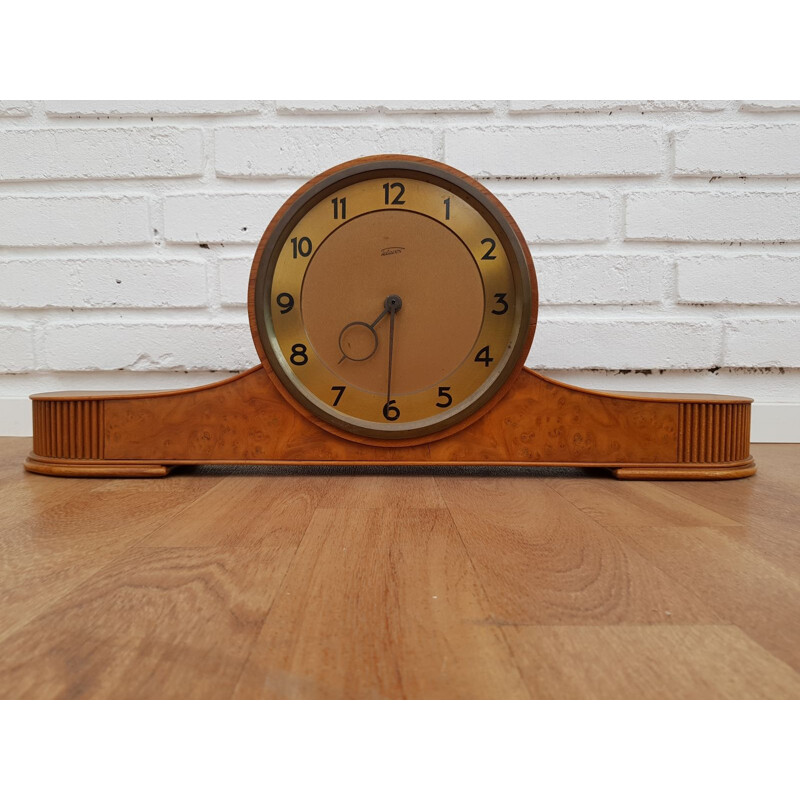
left=251, top=156, right=536, bottom=442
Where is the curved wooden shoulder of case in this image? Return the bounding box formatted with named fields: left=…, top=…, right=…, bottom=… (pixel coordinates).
left=25, top=365, right=755, bottom=480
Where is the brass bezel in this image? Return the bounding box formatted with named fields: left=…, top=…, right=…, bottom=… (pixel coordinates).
left=250, top=156, right=537, bottom=442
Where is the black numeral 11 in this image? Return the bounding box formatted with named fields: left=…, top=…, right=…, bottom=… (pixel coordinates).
left=331, top=197, right=347, bottom=219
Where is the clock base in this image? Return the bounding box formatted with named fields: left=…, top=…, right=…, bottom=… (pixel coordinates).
left=24, top=365, right=755, bottom=480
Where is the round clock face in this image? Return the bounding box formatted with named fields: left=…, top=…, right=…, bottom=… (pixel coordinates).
left=250, top=156, right=537, bottom=442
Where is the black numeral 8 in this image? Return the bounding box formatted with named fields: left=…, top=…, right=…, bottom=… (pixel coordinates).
left=290, top=343, right=308, bottom=365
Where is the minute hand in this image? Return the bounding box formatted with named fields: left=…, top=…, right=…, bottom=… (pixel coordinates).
left=384, top=294, right=402, bottom=408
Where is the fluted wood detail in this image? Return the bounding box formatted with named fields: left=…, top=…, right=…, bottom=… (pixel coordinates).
left=32, top=399, right=104, bottom=460
left=677, top=402, right=750, bottom=463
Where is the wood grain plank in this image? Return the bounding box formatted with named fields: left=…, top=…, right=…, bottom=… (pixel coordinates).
left=437, top=477, right=719, bottom=624
left=658, top=444, right=800, bottom=574
left=138, top=474, right=332, bottom=547
left=505, top=625, right=800, bottom=699
left=315, top=473, right=446, bottom=509
left=603, top=525, right=800, bottom=672
left=546, top=478, right=741, bottom=529
left=0, top=542, right=302, bottom=699
left=234, top=507, right=529, bottom=699
left=0, top=437, right=34, bottom=480
left=0, top=475, right=223, bottom=643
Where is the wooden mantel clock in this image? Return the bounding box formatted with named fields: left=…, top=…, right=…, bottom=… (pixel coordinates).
left=25, top=155, right=756, bottom=480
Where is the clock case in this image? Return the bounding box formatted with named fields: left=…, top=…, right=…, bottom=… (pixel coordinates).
left=24, top=156, right=756, bottom=480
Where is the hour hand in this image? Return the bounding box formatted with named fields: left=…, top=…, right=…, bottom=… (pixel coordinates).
left=336, top=296, right=400, bottom=364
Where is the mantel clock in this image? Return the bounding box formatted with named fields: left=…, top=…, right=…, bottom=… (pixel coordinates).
left=25, top=155, right=756, bottom=480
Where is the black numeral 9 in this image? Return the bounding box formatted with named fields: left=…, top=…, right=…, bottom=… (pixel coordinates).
left=276, top=293, right=294, bottom=314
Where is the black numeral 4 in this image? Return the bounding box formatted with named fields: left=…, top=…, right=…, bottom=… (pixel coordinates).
left=475, top=346, right=494, bottom=367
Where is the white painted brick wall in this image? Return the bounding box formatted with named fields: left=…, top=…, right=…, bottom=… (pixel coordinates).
left=0, top=127, right=204, bottom=180
left=674, top=125, right=800, bottom=176
left=1, top=100, right=799, bottom=440
left=625, top=191, right=800, bottom=242
left=0, top=195, right=151, bottom=246
left=445, top=126, right=662, bottom=176
left=215, top=126, right=438, bottom=177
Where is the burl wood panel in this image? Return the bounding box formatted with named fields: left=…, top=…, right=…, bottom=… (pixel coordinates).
left=104, top=367, right=678, bottom=464
left=26, top=366, right=755, bottom=478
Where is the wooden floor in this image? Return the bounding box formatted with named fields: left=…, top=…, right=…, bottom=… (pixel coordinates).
left=1, top=437, right=798, bottom=700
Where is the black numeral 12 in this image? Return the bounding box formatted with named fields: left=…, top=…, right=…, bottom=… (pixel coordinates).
left=383, top=182, right=405, bottom=205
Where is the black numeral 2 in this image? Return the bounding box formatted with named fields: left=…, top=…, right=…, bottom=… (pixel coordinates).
left=481, top=238, right=496, bottom=260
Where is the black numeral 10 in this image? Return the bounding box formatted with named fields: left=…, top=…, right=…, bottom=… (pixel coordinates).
left=291, top=236, right=312, bottom=258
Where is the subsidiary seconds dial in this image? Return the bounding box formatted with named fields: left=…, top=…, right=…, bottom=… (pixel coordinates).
left=250, top=156, right=537, bottom=443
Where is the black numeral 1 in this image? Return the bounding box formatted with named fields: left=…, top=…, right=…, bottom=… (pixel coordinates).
left=331, top=197, right=347, bottom=220
left=443, top=197, right=451, bottom=220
